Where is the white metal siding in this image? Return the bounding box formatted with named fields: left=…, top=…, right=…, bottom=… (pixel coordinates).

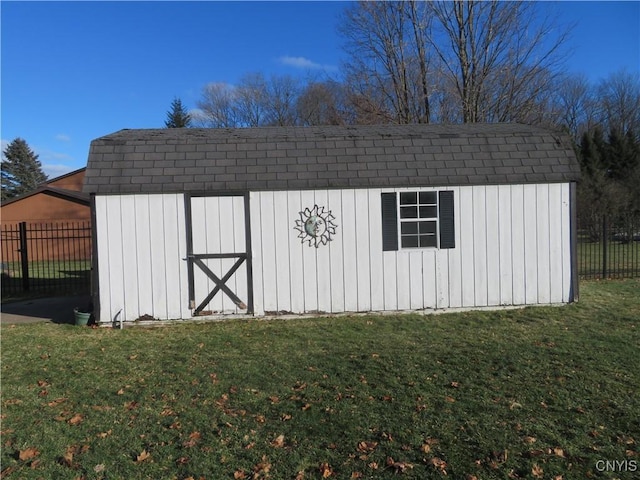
left=249, top=183, right=572, bottom=315
left=95, top=183, right=573, bottom=322
left=95, top=194, right=189, bottom=323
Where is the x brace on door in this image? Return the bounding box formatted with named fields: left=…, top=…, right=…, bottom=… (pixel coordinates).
left=189, top=253, right=247, bottom=314
left=184, top=192, right=254, bottom=317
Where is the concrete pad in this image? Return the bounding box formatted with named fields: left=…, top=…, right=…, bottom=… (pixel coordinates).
left=0, top=295, right=92, bottom=325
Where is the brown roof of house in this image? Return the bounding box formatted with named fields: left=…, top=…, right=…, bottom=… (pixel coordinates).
left=83, top=123, right=580, bottom=194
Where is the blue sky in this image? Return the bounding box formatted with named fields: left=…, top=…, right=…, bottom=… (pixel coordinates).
left=1, top=1, right=639, bottom=179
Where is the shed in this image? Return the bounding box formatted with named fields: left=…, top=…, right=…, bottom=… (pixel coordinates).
left=84, top=124, right=580, bottom=324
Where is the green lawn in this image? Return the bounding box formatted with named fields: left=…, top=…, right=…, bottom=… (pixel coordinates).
left=578, top=240, right=640, bottom=279
left=1, top=280, right=639, bottom=479
left=1, top=260, right=91, bottom=301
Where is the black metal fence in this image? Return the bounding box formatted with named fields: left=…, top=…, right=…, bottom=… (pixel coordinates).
left=578, top=217, right=640, bottom=279
left=1, top=221, right=92, bottom=298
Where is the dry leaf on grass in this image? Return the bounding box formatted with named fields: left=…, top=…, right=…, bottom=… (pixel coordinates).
left=319, top=462, right=333, bottom=478
left=357, top=441, right=378, bottom=453
left=67, top=414, right=84, bottom=425
left=386, top=457, right=414, bottom=473
left=135, top=449, right=151, bottom=463
left=19, top=448, right=40, bottom=461
left=270, top=434, right=285, bottom=448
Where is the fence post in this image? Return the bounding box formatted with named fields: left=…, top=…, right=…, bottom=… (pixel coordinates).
left=602, top=216, right=608, bottom=279
left=18, top=221, right=30, bottom=291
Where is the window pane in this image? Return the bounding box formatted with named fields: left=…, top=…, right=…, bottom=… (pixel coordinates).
left=419, top=221, right=437, bottom=234
left=419, top=206, right=437, bottom=218
left=400, top=192, right=417, bottom=205
left=401, top=222, right=418, bottom=234
left=419, top=191, right=437, bottom=204
left=400, top=206, right=418, bottom=219
left=401, top=236, right=419, bottom=248
left=420, top=234, right=437, bottom=247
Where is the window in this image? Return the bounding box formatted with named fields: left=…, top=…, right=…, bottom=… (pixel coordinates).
left=399, top=191, right=438, bottom=248
left=381, top=191, right=455, bottom=251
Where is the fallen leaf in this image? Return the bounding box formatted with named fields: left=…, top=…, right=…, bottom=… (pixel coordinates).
left=47, top=398, right=67, bottom=407
left=67, top=414, right=84, bottom=425
left=532, top=464, right=543, bottom=478
left=553, top=447, right=565, bottom=457
left=427, top=457, right=448, bottom=474
left=319, top=462, right=333, bottom=478
left=302, top=403, right=311, bottom=411
left=94, top=464, right=105, bottom=473
left=268, top=396, right=280, bottom=404
left=270, top=434, right=285, bottom=448
left=234, top=470, right=246, bottom=479
left=116, top=388, right=125, bottom=395
left=523, top=436, right=537, bottom=444
left=445, top=396, right=456, bottom=403
left=357, top=441, right=378, bottom=453
left=19, top=448, right=40, bottom=461
left=135, top=449, right=151, bottom=463
left=281, top=413, right=292, bottom=421
left=386, top=457, right=413, bottom=473
left=253, top=455, right=271, bottom=477
left=124, top=401, right=139, bottom=410
left=368, top=462, right=378, bottom=470
left=183, top=431, right=202, bottom=448
left=450, top=381, right=460, bottom=388
left=61, top=449, right=74, bottom=467
left=295, top=471, right=305, bottom=480
left=97, top=430, right=112, bottom=438
left=37, top=380, right=50, bottom=387
left=176, top=456, right=189, bottom=465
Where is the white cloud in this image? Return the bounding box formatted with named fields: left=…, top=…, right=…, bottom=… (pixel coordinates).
left=55, top=134, right=71, bottom=142
left=278, top=55, right=337, bottom=71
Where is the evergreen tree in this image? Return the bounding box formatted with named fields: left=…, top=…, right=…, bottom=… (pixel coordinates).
left=165, top=97, right=192, bottom=128
left=1, top=138, right=47, bottom=200
left=606, top=129, right=640, bottom=181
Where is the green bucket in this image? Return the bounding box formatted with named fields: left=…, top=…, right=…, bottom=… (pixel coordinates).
left=73, top=308, right=91, bottom=326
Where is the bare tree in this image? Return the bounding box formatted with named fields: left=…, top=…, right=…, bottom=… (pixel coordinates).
left=339, top=0, right=570, bottom=125
left=429, top=0, right=570, bottom=123
left=340, top=1, right=433, bottom=124
left=195, top=82, right=238, bottom=128
left=596, top=69, right=640, bottom=136
left=263, top=75, right=301, bottom=126
left=297, top=81, right=347, bottom=126
left=195, top=74, right=303, bottom=128
left=234, top=72, right=269, bottom=127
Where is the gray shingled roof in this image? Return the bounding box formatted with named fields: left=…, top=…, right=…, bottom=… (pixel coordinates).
left=83, top=123, right=580, bottom=194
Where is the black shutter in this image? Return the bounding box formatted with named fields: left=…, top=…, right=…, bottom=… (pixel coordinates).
left=381, top=193, right=398, bottom=251
left=438, top=191, right=455, bottom=249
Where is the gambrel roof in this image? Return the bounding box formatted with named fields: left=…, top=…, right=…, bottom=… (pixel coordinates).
left=83, top=123, right=580, bottom=194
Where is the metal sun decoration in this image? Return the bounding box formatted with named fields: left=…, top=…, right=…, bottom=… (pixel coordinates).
left=294, top=205, right=338, bottom=248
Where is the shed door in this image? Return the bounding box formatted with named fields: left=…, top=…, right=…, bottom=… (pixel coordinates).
left=185, top=194, right=253, bottom=316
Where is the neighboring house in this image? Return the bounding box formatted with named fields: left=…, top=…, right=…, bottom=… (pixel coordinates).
left=84, top=124, right=581, bottom=324
left=1, top=168, right=91, bottom=264
left=1, top=168, right=90, bottom=224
